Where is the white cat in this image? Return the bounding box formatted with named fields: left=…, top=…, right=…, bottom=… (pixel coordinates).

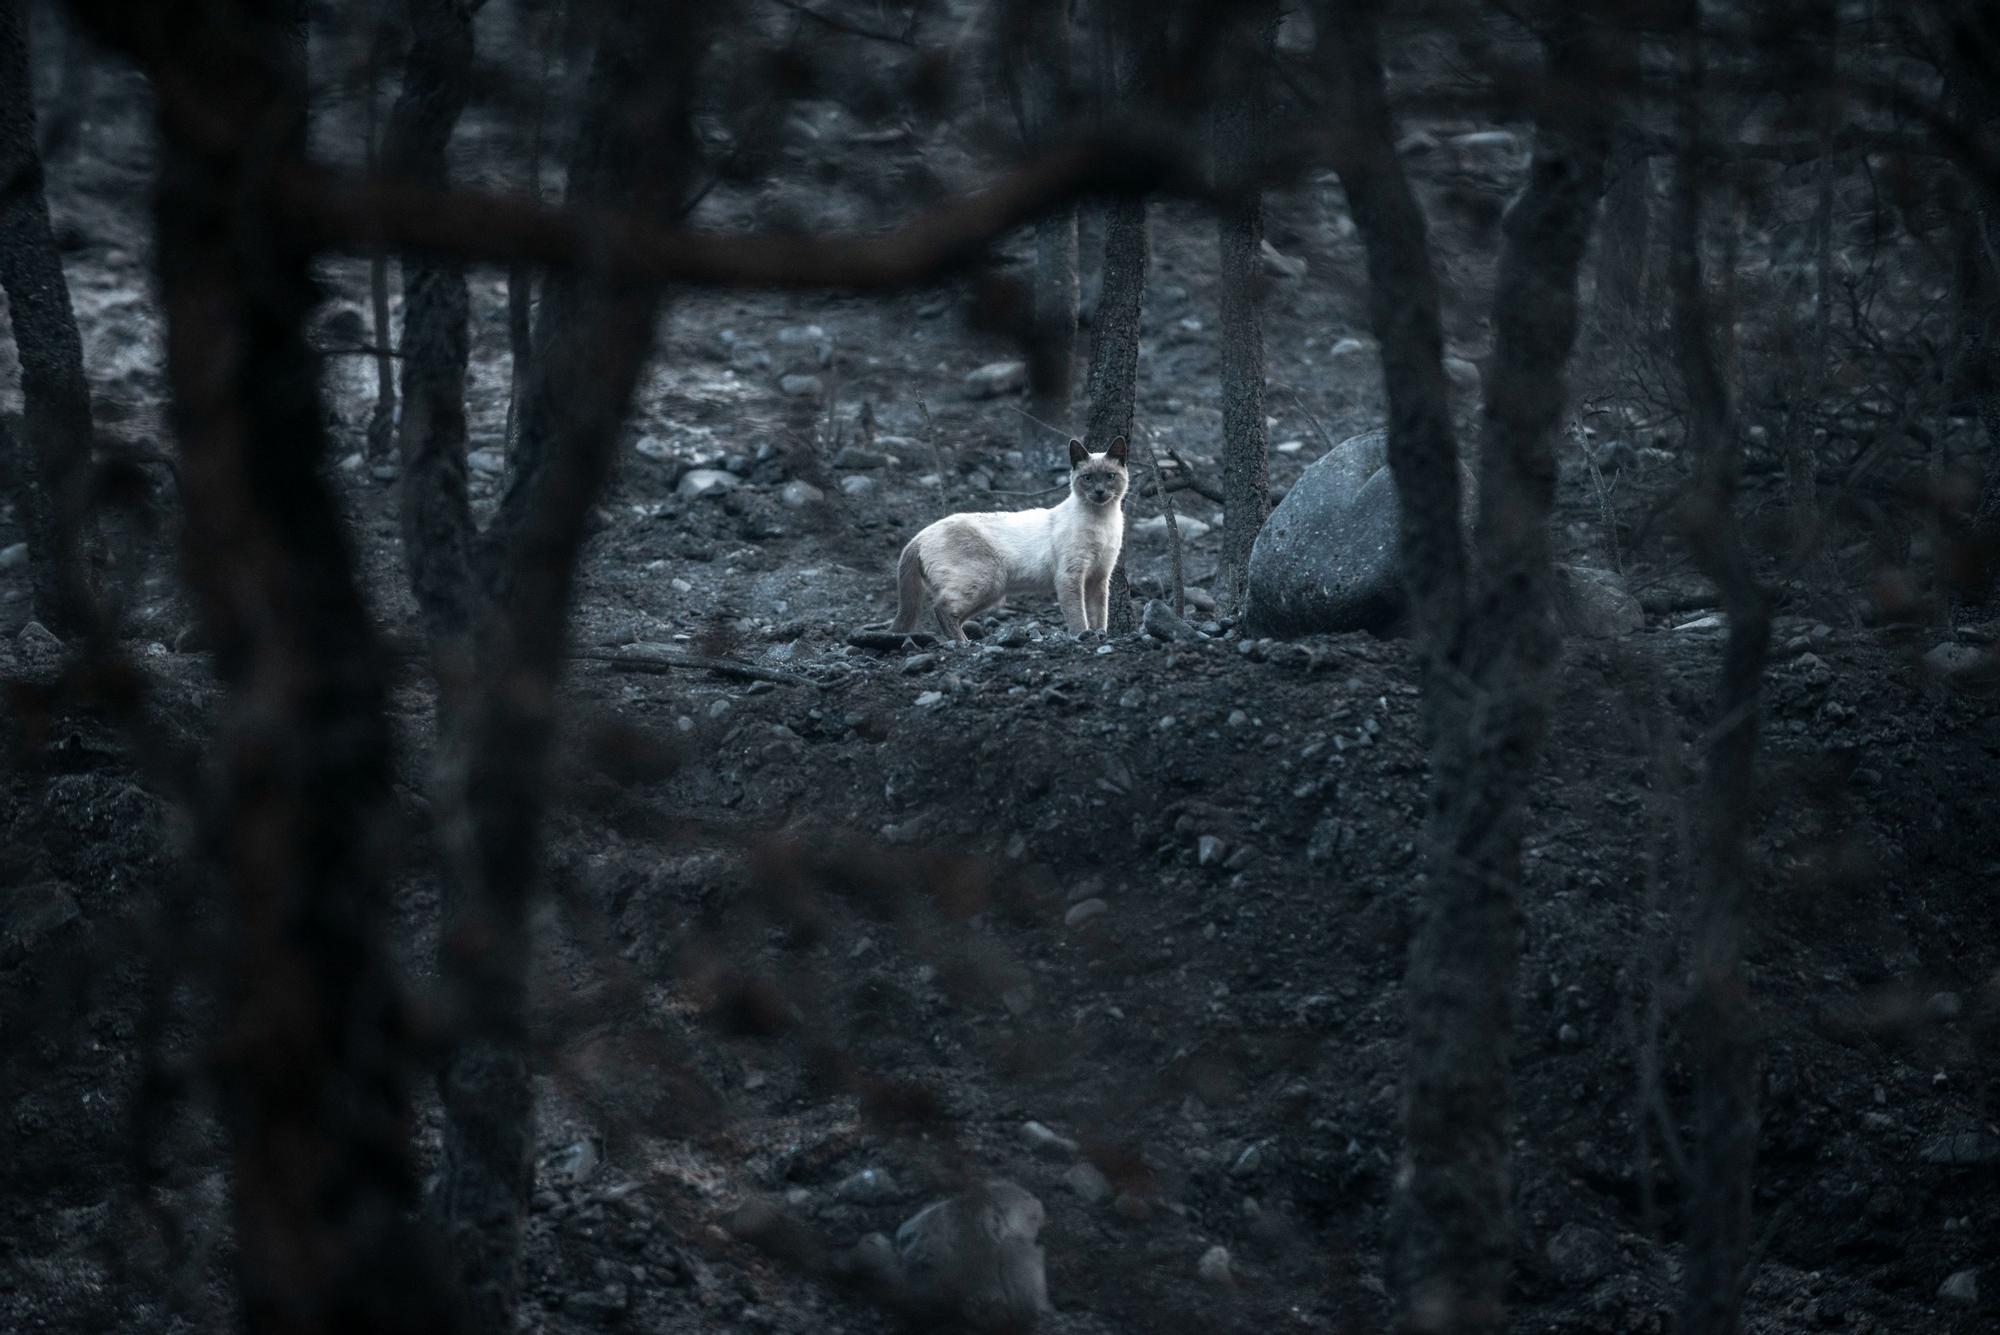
left=892, top=437, right=1129, bottom=642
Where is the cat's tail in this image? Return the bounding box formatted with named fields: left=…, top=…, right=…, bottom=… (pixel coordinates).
left=891, top=539, right=928, bottom=633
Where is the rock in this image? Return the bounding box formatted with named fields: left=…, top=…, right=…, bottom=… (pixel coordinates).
left=723, top=1196, right=820, bottom=1268
left=542, top=1137, right=602, bottom=1186
left=1275, top=439, right=1305, bottom=456
left=776, top=479, right=823, bottom=508
left=1063, top=1162, right=1112, bottom=1205
left=963, top=360, right=1028, bottom=399
left=2, top=881, right=82, bottom=968
left=913, top=690, right=944, bottom=708
left=1230, top=1144, right=1264, bottom=1177
left=834, top=1167, right=899, bottom=1202
left=1259, top=239, right=1307, bottom=279
left=779, top=373, right=823, bottom=397
left=1327, top=336, right=1373, bottom=361
left=16, top=620, right=63, bottom=655
left=1675, top=613, right=1727, bottom=632
left=839, top=475, right=877, bottom=497
left=1196, top=1245, right=1233, bottom=1286
left=775, top=323, right=832, bottom=364
left=1453, top=129, right=1520, bottom=158
left=832, top=445, right=889, bottom=469
left=633, top=435, right=673, bottom=462
left=1064, top=898, right=1109, bottom=928
left=1244, top=428, right=1472, bottom=636
left=467, top=446, right=506, bottom=476
left=1197, top=835, right=1227, bottom=867
left=1927, top=991, right=1964, bottom=1020
left=1141, top=600, right=1198, bottom=642
left=1924, top=642, right=1996, bottom=683
left=0, top=542, right=26, bottom=570
left=1554, top=565, right=1643, bottom=639
left=677, top=468, right=739, bottom=499
left=1111, top=1191, right=1151, bottom=1222
left=1921, top=1131, right=2000, bottom=1165
left=1938, top=1269, right=1979, bottom=1306
left=1182, top=586, right=1218, bottom=614
left=1133, top=513, right=1211, bottom=542
left=1443, top=355, right=1482, bottom=400
left=1020, top=1120, right=1079, bottom=1161
left=1545, top=1222, right=1616, bottom=1288
left=896, top=1181, right=1048, bottom=1332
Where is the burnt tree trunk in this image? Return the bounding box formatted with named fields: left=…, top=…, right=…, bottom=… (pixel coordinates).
left=1004, top=0, right=1078, bottom=465
left=1669, top=6, right=1771, bottom=1332
left=435, top=2, right=706, bottom=1325
left=1322, top=4, right=1621, bottom=1329
left=1214, top=0, right=1277, bottom=611
left=364, top=4, right=398, bottom=465
left=384, top=0, right=479, bottom=651
left=0, top=0, right=95, bottom=637
left=70, top=0, right=457, bottom=1328
left=1085, top=194, right=1147, bottom=633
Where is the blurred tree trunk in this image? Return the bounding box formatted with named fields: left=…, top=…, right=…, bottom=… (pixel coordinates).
left=1668, top=6, right=1770, bottom=1333
left=74, top=0, right=460, bottom=1328
left=1322, top=4, right=1621, bottom=1329
left=1214, top=0, right=1277, bottom=612
left=1591, top=135, right=1650, bottom=350
left=384, top=0, right=479, bottom=652
left=436, top=2, right=706, bottom=1325
left=0, top=0, right=95, bottom=637
left=364, top=4, right=399, bottom=465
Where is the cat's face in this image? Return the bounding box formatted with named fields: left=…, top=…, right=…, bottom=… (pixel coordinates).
left=1066, top=436, right=1130, bottom=509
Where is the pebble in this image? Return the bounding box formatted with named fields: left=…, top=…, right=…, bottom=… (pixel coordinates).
left=0, top=542, right=26, bottom=570
left=633, top=435, right=672, bottom=461
left=832, top=445, right=889, bottom=469
left=1230, top=1144, right=1264, bottom=1177
left=1938, top=1269, right=1978, bottom=1305
left=677, top=468, right=739, bottom=498
left=778, top=373, right=823, bottom=397
left=834, top=1167, right=899, bottom=1202
left=1112, top=1192, right=1151, bottom=1222
left=1259, top=239, right=1307, bottom=279
left=779, top=480, right=824, bottom=507
left=913, top=690, right=944, bottom=707
left=1197, top=1244, right=1233, bottom=1286
left=670, top=577, right=692, bottom=593
left=1064, top=898, right=1109, bottom=928
left=839, top=475, right=877, bottom=497
left=1227, top=710, right=1249, bottom=727
left=706, top=699, right=731, bottom=720
left=1063, top=1162, right=1112, bottom=1205
left=467, top=446, right=506, bottom=476
left=1197, top=835, right=1227, bottom=867
left=1020, top=1120, right=1079, bottom=1161
left=963, top=360, right=1027, bottom=398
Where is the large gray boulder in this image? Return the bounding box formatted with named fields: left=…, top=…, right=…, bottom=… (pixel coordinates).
left=1245, top=429, right=1428, bottom=635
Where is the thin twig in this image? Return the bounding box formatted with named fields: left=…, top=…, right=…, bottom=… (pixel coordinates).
left=575, top=644, right=818, bottom=688
left=1136, top=430, right=1184, bottom=617
left=917, top=398, right=951, bottom=510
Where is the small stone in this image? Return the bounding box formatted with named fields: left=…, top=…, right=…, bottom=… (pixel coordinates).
left=669, top=577, right=692, bottom=593
left=1197, top=835, right=1227, bottom=867
left=467, top=447, right=506, bottom=476
left=1063, top=1162, right=1112, bottom=1205
left=778, top=373, right=823, bottom=397
left=1545, top=1222, right=1616, bottom=1288
left=1111, top=1192, right=1151, bottom=1222
left=779, top=480, right=825, bottom=507
left=634, top=435, right=673, bottom=461
left=706, top=698, right=732, bottom=720
left=1, top=881, right=82, bottom=968
left=1927, top=991, right=1964, bottom=1020
left=1064, top=898, right=1109, bottom=928
left=1197, top=1245, right=1233, bottom=1286
left=901, top=653, right=938, bottom=674
left=1020, top=1120, right=1079, bottom=1161
left=678, top=468, right=739, bottom=498
left=1132, top=513, right=1211, bottom=541
left=1275, top=439, right=1305, bottom=456
left=1443, top=355, right=1482, bottom=399
left=1227, top=709, right=1249, bottom=727
left=1675, top=613, right=1726, bottom=632
left=0, top=542, right=26, bottom=570
left=1230, top=1144, right=1264, bottom=1177
left=1925, top=642, right=1994, bottom=682
left=832, top=445, right=889, bottom=469
left=1940, top=1269, right=1979, bottom=1305
left=834, top=1167, right=899, bottom=1202
left=1558, top=1023, right=1582, bottom=1047
left=913, top=690, right=944, bottom=708
left=1921, top=1131, right=2000, bottom=1165
left=839, top=474, right=877, bottom=497
left=1259, top=239, right=1307, bottom=279
left=1327, top=336, right=1372, bottom=360
left=16, top=621, right=62, bottom=654
left=963, top=360, right=1027, bottom=398
left=1141, top=599, right=1198, bottom=642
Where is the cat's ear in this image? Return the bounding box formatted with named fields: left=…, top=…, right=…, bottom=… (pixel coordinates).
left=1107, top=435, right=1129, bottom=465
left=1067, top=438, right=1089, bottom=468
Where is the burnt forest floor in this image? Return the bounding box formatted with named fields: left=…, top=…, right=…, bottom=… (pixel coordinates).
left=4, top=22, right=2000, bottom=1335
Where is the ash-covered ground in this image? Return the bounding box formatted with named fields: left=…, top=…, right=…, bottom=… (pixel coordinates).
left=3, top=15, right=1998, bottom=1335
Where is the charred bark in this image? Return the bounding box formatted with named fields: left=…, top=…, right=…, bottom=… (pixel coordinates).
left=1668, top=7, right=1771, bottom=1332
left=1214, top=0, right=1277, bottom=611
left=384, top=0, right=479, bottom=649
left=73, top=0, right=458, bottom=1328
left=1084, top=194, right=1147, bottom=633
left=435, top=2, right=707, bottom=1324
left=0, top=0, right=95, bottom=637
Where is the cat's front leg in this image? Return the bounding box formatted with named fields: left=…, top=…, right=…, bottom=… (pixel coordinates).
left=1057, top=567, right=1091, bottom=633
left=1086, top=567, right=1111, bottom=631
